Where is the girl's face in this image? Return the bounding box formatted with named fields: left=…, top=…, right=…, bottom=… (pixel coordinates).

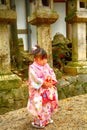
left=34, top=57, right=47, bottom=66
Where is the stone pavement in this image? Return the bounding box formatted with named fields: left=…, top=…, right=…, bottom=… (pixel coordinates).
left=0, top=94, right=87, bottom=130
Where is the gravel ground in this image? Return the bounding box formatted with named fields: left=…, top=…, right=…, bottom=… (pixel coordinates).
left=0, top=94, right=87, bottom=130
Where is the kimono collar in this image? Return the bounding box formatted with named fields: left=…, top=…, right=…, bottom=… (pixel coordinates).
left=33, top=62, right=45, bottom=70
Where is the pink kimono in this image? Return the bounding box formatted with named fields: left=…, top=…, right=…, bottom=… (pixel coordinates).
left=27, top=62, right=58, bottom=126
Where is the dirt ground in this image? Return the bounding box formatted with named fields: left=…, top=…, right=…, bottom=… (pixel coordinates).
left=0, top=94, right=87, bottom=130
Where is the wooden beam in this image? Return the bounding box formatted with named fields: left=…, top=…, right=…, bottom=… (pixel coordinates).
left=29, top=0, right=66, bottom=3
left=54, top=0, right=66, bottom=2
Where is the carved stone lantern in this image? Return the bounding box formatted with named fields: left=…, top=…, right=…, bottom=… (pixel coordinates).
left=28, top=0, right=59, bottom=67
left=64, top=0, right=87, bottom=75
left=0, top=0, right=16, bottom=74
left=0, top=0, right=21, bottom=90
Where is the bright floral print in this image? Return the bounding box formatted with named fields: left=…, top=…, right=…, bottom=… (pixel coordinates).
left=27, top=62, right=58, bottom=127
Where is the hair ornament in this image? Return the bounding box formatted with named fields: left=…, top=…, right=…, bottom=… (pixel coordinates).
left=32, top=46, right=37, bottom=51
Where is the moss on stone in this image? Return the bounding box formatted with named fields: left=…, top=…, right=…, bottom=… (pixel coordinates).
left=67, top=61, right=87, bottom=67
left=0, top=84, right=28, bottom=114
left=0, top=74, right=22, bottom=91
left=65, top=10, right=76, bottom=22
left=82, top=83, right=87, bottom=93
left=0, top=79, right=21, bottom=91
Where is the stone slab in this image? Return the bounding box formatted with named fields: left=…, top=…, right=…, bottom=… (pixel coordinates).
left=0, top=74, right=22, bottom=91
left=65, top=11, right=87, bottom=23
left=28, top=10, right=59, bottom=25
left=64, top=66, right=87, bottom=75
left=0, top=94, right=86, bottom=130
left=64, top=61, right=87, bottom=75
left=0, top=10, right=16, bottom=23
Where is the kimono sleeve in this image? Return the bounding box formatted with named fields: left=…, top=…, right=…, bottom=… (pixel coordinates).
left=29, top=66, right=44, bottom=89
left=47, top=64, right=57, bottom=82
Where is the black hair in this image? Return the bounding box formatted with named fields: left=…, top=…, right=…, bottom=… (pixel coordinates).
left=32, top=45, right=47, bottom=59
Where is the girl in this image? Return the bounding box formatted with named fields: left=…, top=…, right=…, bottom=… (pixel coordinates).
left=27, top=45, right=58, bottom=128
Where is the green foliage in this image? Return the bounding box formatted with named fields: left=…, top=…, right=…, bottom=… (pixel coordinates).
left=18, top=38, right=23, bottom=45
left=65, top=10, right=76, bottom=22
left=52, top=43, right=72, bottom=72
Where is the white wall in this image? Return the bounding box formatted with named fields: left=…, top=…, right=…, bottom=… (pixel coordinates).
left=30, top=25, right=37, bottom=47
left=51, top=3, right=66, bottom=39
left=15, top=0, right=28, bottom=51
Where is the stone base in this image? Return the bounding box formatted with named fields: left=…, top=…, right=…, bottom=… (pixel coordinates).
left=0, top=74, right=28, bottom=115
left=0, top=74, right=22, bottom=91
left=64, top=61, right=87, bottom=75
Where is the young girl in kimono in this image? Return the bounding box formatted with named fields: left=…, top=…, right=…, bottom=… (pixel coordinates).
left=27, top=45, right=58, bottom=128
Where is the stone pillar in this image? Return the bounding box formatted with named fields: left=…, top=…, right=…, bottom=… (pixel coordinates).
left=0, top=23, right=11, bottom=74
left=72, top=23, right=86, bottom=61
left=0, top=8, right=22, bottom=89
left=37, top=24, right=53, bottom=66
left=64, top=22, right=87, bottom=75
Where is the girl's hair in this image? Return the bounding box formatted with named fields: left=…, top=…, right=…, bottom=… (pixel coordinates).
left=32, top=45, right=47, bottom=59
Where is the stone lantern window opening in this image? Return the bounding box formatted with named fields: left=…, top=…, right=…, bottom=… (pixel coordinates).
left=0, top=0, right=6, bottom=5
left=30, top=0, right=40, bottom=14
left=0, top=0, right=7, bottom=9
left=71, top=2, right=75, bottom=8
left=30, top=0, right=53, bottom=14
left=79, top=0, right=87, bottom=9
left=33, top=0, right=36, bottom=5
left=42, top=0, right=49, bottom=7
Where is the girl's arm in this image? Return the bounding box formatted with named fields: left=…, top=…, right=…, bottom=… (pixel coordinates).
left=46, top=64, right=57, bottom=82
left=29, top=66, right=44, bottom=89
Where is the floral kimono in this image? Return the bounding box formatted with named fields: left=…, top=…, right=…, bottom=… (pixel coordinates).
left=27, top=62, right=58, bottom=126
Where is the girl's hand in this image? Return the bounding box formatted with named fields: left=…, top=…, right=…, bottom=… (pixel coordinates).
left=42, top=81, right=49, bottom=89
left=42, top=81, right=53, bottom=89
left=45, top=76, right=57, bottom=86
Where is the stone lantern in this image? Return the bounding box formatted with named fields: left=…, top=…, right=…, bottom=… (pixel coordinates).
left=0, top=0, right=21, bottom=89
left=64, top=0, right=87, bottom=75
left=28, top=0, right=59, bottom=67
